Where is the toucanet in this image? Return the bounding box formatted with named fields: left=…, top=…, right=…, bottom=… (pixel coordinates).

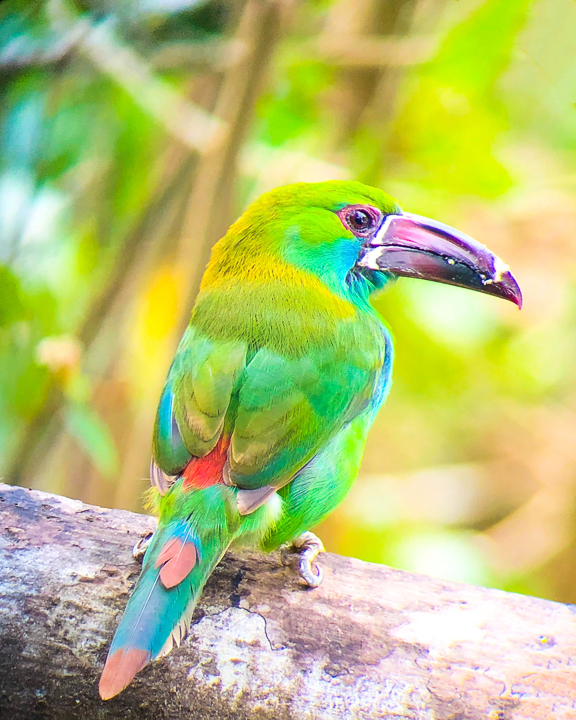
left=99, top=180, right=521, bottom=699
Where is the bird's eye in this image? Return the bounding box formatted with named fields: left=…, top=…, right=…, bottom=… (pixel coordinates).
left=336, top=204, right=381, bottom=237
left=337, top=205, right=380, bottom=237
left=348, top=209, right=373, bottom=232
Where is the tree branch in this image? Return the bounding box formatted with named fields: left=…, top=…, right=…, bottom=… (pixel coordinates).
left=314, top=35, right=437, bottom=67
left=0, top=482, right=574, bottom=719
left=80, top=22, right=227, bottom=155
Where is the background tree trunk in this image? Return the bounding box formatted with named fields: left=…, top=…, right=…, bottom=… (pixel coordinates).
left=1, top=482, right=575, bottom=719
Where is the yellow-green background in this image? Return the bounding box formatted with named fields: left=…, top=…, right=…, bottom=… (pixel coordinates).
left=2, top=0, right=576, bottom=602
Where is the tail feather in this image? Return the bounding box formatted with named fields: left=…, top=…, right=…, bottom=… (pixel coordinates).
left=99, top=648, right=150, bottom=701
left=99, top=520, right=230, bottom=700
left=155, top=536, right=198, bottom=588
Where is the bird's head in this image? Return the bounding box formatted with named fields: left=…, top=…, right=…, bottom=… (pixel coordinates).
left=207, top=180, right=522, bottom=308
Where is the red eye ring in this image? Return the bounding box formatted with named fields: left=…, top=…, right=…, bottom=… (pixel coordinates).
left=337, top=204, right=381, bottom=237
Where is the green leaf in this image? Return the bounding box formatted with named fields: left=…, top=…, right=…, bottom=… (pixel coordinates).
left=0, top=266, right=26, bottom=327
left=65, top=403, right=119, bottom=480
left=387, top=0, right=533, bottom=197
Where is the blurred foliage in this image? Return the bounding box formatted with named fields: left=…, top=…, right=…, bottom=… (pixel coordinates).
left=1, top=0, right=576, bottom=603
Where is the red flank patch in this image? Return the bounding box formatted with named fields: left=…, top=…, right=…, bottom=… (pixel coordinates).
left=182, top=436, right=230, bottom=490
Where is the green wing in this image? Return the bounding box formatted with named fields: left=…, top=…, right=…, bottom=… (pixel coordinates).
left=152, top=326, right=247, bottom=475
left=153, top=321, right=384, bottom=492
left=228, top=338, right=382, bottom=489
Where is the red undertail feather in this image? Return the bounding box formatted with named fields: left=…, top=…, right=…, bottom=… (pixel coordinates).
left=155, top=537, right=197, bottom=589
left=99, top=648, right=150, bottom=701
left=182, top=436, right=230, bottom=490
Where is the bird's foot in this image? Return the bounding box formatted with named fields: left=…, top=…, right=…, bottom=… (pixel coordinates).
left=281, top=531, right=325, bottom=588
left=132, top=530, right=154, bottom=563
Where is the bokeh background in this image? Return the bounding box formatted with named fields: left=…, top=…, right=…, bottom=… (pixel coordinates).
left=1, top=0, right=576, bottom=602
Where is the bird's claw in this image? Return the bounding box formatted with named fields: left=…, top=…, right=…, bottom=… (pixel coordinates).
left=299, top=553, right=323, bottom=588
left=283, top=531, right=325, bottom=588
left=132, top=530, right=154, bottom=563
left=280, top=544, right=293, bottom=567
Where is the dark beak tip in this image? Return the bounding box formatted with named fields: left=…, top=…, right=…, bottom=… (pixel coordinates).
left=510, top=292, right=523, bottom=310
left=501, top=271, right=523, bottom=310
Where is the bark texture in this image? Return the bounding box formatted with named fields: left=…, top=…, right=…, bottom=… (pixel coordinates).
left=1, top=482, right=575, bottom=719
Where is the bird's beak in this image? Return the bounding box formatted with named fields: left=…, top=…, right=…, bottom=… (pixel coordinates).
left=357, top=212, right=522, bottom=308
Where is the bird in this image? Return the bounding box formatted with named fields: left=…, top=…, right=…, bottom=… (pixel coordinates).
left=99, top=180, right=521, bottom=700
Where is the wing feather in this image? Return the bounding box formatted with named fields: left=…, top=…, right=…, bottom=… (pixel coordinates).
left=153, top=317, right=386, bottom=497
left=152, top=327, right=246, bottom=475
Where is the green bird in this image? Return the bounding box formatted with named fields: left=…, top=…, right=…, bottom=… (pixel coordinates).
left=99, top=181, right=521, bottom=699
